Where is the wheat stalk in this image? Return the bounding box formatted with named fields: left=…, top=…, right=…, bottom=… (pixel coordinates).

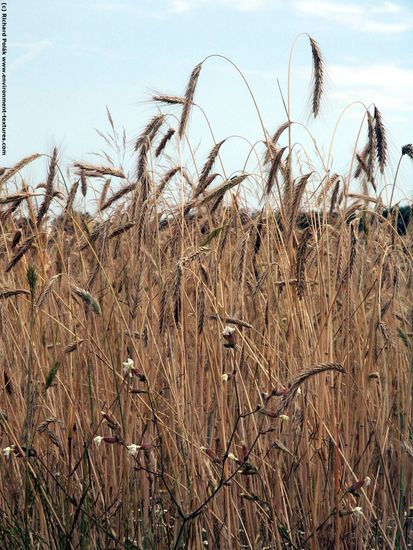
left=0, top=153, right=41, bottom=188
left=179, top=63, right=202, bottom=138
left=155, top=128, right=176, bottom=158
left=374, top=106, right=387, bottom=174
left=309, top=37, right=324, bottom=117
left=37, top=147, right=58, bottom=226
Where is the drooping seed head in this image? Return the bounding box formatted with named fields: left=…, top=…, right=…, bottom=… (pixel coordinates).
left=402, top=144, right=413, bottom=160
left=309, top=37, right=324, bottom=118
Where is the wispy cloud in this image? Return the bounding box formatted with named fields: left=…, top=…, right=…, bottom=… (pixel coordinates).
left=235, top=0, right=272, bottom=12
left=292, top=0, right=413, bottom=33
left=92, top=1, right=166, bottom=19
left=88, top=0, right=412, bottom=24
left=92, top=1, right=131, bottom=12
left=9, top=40, right=53, bottom=71
left=169, top=0, right=199, bottom=13
left=71, top=44, right=142, bottom=61
left=168, top=0, right=274, bottom=13
left=329, top=63, right=413, bottom=113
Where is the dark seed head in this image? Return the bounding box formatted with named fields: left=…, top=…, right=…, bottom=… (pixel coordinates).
left=402, top=144, right=413, bottom=160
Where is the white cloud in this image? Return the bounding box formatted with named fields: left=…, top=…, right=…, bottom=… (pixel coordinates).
left=170, top=0, right=196, bottom=12
left=370, top=1, right=401, bottom=14
left=235, top=0, right=271, bottom=11
left=292, top=0, right=413, bottom=33
left=71, top=44, right=142, bottom=61
left=92, top=1, right=130, bottom=11
left=359, top=21, right=410, bottom=33
left=90, top=0, right=410, bottom=22
left=330, top=64, right=413, bottom=90
left=9, top=40, right=53, bottom=71
left=91, top=1, right=166, bottom=19
left=329, top=63, right=413, bottom=113
left=168, top=0, right=274, bottom=12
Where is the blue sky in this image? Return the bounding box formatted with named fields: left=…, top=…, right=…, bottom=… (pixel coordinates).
left=7, top=0, right=413, bottom=204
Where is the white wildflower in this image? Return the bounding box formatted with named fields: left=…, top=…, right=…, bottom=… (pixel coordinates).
left=364, top=476, right=371, bottom=486
left=127, top=444, right=141, bottom=457
left=222, top=326, right=235, bottom=336
left=221, top=373, right=229, bottom=382
left=352, top=506, right=365, bottom=518
left=122, top=358, right=134, bottom=376
left=279, top=414, right=289, bottom=421
left=227, top=452, right=238, bottom=461
left=2, top=445, right=14, bottom=458
left=93, top=436, right=103, bottom=446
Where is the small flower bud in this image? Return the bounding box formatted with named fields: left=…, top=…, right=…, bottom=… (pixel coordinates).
left=346, top=478, right=365, bottom=495
left=93, top=436, right=103, bottom=446
left=272, top=387, right=288, bottom=397
left=259, top=408, right=279, bottom=418
left=131, top=368, right=146, bottom=382
left=279, top=414, right=289, bottom=421
left=201, top=446, right=220, bottom=463
left=103, top=436, right=119, bottom=444
left=12, top=445, right=36, bottom=458
left=101, top=411, right=118, bottom=428
left=139, top=443, right=152, bottom=451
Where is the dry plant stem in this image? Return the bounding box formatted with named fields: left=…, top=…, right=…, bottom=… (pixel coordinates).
left=173, top=403, right=263, bottom=549
left=389, top=154, right=403, bottom=210
left=0, top=38, right=411, bottom=550
left=201, top=54, right=271, bottom=155
left=24, top=269, right=36, bottom=549
left=300, top=408, right=394, bottom=550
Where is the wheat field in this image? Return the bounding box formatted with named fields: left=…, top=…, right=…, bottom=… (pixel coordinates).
left=0, top=36, right=412, bottom=549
